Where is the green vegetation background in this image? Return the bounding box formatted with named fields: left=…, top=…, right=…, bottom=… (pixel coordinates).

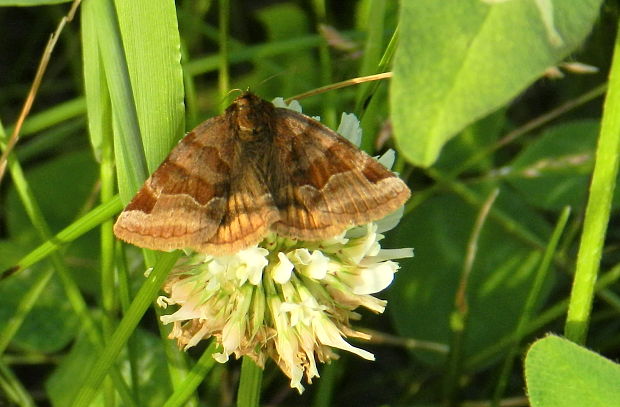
left=1, top=1, right=619, bottom=406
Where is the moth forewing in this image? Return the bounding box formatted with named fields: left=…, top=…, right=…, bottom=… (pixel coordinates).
left=114, top=92, right=410, bottom=255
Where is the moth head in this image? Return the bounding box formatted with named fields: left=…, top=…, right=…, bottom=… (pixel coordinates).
left=230, top=92, right=275, bottom=142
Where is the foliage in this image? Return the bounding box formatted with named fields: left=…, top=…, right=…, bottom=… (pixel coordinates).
left=0, top=0, right=618, bottom=406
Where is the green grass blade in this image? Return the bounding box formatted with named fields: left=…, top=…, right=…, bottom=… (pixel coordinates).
left=0, top=359, right=35, bottom=407
left=87, top=0, right=147, bottom=201
left=0, top=119, right=134, bottom=405
left=7, top=97, right=85, bottom=139
left=70, top=251, right=181, bottom=407
left=113, top=0, right=185, bottom=172
left=0, top=268, right=54, bottom=355
left=311, top=0, right=336, bottom=127
left=565, top=16, right=620, bottom=344
left=466, top=265, right=620, bottom=370
left=109, top=0, right=188, bottom=397
left=218, top=0, right=230, bottom=111
left=83, top=5, right=118, bottom=402
left=185, top=35, right=323, bottom=78
left=354, top=0, right=386, bottom=110
left=492, top=207, right=571, bottom=405
left=10, top=196, right=123, bottom=273
left=82, top=0, right=110, bottom=163
left=162, top=342, right=217, bottom=407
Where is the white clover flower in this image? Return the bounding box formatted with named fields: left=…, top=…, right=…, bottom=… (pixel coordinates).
left=157, top=101, right=412, bottom=393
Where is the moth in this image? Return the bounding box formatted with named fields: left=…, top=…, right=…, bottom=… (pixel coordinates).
left=113, top=92, right=411, bottom=255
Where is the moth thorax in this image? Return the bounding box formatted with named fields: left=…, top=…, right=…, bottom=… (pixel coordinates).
left=237, top=121, right=266, bottom=142
left=235, top=110, right=271, bottom=142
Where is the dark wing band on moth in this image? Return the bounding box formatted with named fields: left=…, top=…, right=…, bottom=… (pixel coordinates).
left=269, top=107, right=411, bottom=241
left=114, top=117, right=233, bottom=253
left=193, top=162, right=279, bottom=255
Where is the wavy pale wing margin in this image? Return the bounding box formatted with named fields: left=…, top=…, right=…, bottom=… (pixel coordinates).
left=113, top=116, right=279, bottom=254
left=270, top=108, right=411, bottom=241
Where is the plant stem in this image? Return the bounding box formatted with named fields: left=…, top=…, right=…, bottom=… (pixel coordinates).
left=565, top=17, right=620, bottom=345
left=236, top=356, right=263, bottom=407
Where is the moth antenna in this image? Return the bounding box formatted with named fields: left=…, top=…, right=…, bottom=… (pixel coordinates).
left=226, top=88, right=244, bottom=98
left=236, top=73, right=287, bottom=99
left=284, top=72, right=393, bottom=103
left=256, top=73, right=286, bottom=89
left=220, top=89, right=244, bottom=108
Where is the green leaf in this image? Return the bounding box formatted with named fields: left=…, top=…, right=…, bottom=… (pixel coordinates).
left=6, top=151, right=98, bottom=234
left=388, top=188, right=552, bottom=367
left=0, top=265, right=77, bottom=353
left=434, top=108, right=507, bottom=173
left=5, top=151, right=100, bottom=293
left=506, top=120, right=599, bottom=210
left=0, top=0, right=70, bottom=4
left=46, top=328, right=171, bottom=407
left=525, top=335, right=620, bottom=407
left=391, top=0, right=603, bottom=166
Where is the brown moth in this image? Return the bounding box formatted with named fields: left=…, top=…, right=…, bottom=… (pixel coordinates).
left=113, top=92, right=410, bottom=255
